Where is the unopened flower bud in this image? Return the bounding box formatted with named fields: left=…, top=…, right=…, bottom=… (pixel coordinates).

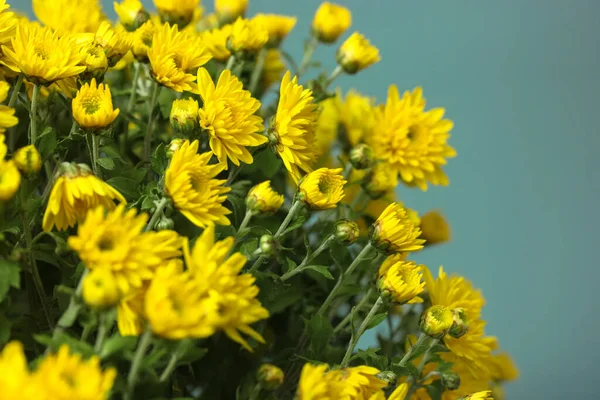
left=375, top=371, right=396, bottom=386
left=170, top=98, right=199, bottom=135
left=312, top=2, right=351, bottom=44
left=420, top=210, right=451, bottom=245
left=337, top=32, right=380, bottom=75
left=420, top=305, right=453, bottom=339
left=215, top=0, right=248, bottom=24
left=155, top=0, right=199, bottom=28
left=441, top=372, right=461, bottom=391
left=80, top=44, right=109, bottom=82
left=449, top=308, right=470, bottom=338
left=156, top=216, right=174, bottom=231
left=82, top=268, right=120, bottom=309
left=334, top=219, right=359, bottom=246
left=167, top=139, right=185, bottom=158
left=13, top=145, right=42, bottom=174
left=115, top=0, right=149, bottom=31
left=246, top=181, right=284, bottom=215
left=259, top=234, right=277, bottom=257
left=257, top=363, right=284, bottom=391
left=349, top=144, right=374, bottom=170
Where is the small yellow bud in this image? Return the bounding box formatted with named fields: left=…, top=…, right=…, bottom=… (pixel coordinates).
left=420, top=210, right=451, bottom=245
left=334, top=219, right=360, bottom=246
left=82, top=268, right=120, bottom=309
left=170, top=98, right=200, bottom=135
left=132, top=21, right=155, bottom=62
left=252, top=14, right=297, bottom=47
left=420, top=305, right=454, bottom=339
left=246, top=181, right=284, bottom=215
left=72, top=79, right=120, bottom=132
left=154, top=0, right=201, bottom=28
left=167, top=139, right=185, bottom=158
left=312, top=2, right=352, bottom=44
left=257, top=363, right=284, bottom=391
left=449, top=308, right=470, bottom=339
left=0, top=160, right=21, bottom=202
left=228, top=17, right=269, bottom=54
left=349, top=143, right=374, bottom=170
left=215, top=0, right=248, bottom=24
left=337, top=32, right=381, bottom=74
left=80, top=44, right=109, bottom=82
left=441, top=371, right=461, bottom=390
left=259, top=234, right=277, bottom=257
left=13, top=145, right=42, bottom=174
left=114, top=0, right=149, bottom=31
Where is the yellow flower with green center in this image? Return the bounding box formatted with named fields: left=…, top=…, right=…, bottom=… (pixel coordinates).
left=0, top=81, right=18, bottom=133
left=114, top=0, right=147, bottom=30
left=296, top=364, right=388, bottom=400
left=197, top=67, right=267, bottom=167
left=165, top=139, right=232, bottom=227
left=68, top=204, right=182, bottom=295
left=337, top=32, right=381, bottom=74
left=170, top=97, right=199, bottom=134
left=378, top=260, right=425, bottom=304
left=33, top=0, right=104, bottom=34
left=1, top=24, right=86, bottom=84
left=299, top=167, right=346, bottom=210
left=82, top=267, right=121, bottom=309
left=215, top=0, right=248, bottom=23
left=420, top=210, right=451, bottom=245
left=246, top=180, right=284, bottom=215
left=13, top=144, right=41, bottom=174
left=312, top=2, right=352, bottom=43
left=228, top=17, right=269, bottom=54
left=148, top=22, right=212, bottom=92
left=154, top=0, right=202, bottom=27
left=79, top=43, right=109, bottom=79
left=262, top=48, right=285, bottom=88
left=42, top=162, right=126, bottom=231
left=338, top=89, right=376, bottom=147
left=370, top=202, right=425, bottom=254
left=132, top=20, right=155, bottom=61
left=94, top=22, right=133, bottom=67
left=272, top=71, right=319, bottom=183
left=364, top=162, right=399, bottom=198
left=72, top=78, right=120, bottom=130
left=0, top=0, right=17, bottom=45
left=370, top=86, right=457, bottom=191
left=252, top=13, right=297, bottom=46
left=0, top=341, right=43, bottom=400
left=420, top=305, right=454, bottom=338
left=33, top=345, right=116, bottom=400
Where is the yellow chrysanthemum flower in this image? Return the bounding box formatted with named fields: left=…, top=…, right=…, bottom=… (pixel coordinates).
left=262, top=48, right=285, bottom=88
left=0, top=341, right=41, bottom=400
left=68, top=204, right=182, bottom=295
left=0, top=81, right=18, bottom=133
left=461, top=391, right=494, bottom=400
left=197, top=68, right=266, bottom=166
left=444, top=319, right=498, bottom=378
left=271, top=71, right=319, bottom=182
left=314, top=96, right=340, bottom=157
left=114, top=0, right=146, bottom=30
left=148, top=22, right=212, bottom=92
left=170, top=97, right=200, bottom=134
left=72, top=78, right=120, bottom=130
left=34, top=345, right=116, bottom=400
left=82, top=267, right=121, bottom=309
left=246, top=180, right=284, bottom=215
left=296, top=363, right=334, bottom=400
left=420, top=210, right=451, bottom=245
left=117, top=283, right=147, bottom=336
left=364, top=162, right=399, bottom=198
left=154, top=0, right=201, bottom=25
left=329, top=365, right=388, bottom=399
left=490, top=352, right=519, bottom=382
left=338, top=89, right=376, bottom=146
left=228, top=17, right=269, bottom=54
left=132, top=20, right=156, bottom=61
left=378, top=260, right=425, bottom=304
left=1, top=24, right=86, bottom=84
left=13, top=144, right=41, bottom=174
left=252, top=13, right=296, bottom=46
left=337, top=32, right=381, bottom=74
left=33, top=0, right=104, bottom=34
left=95, top=22, right=133, bottom=67
left=388, top=383, right=409, bottom=400
left=420, top=305, right=454, bottom=339
left=165, top=139, right=232, bottom=227
left=299, top=167, right=346, bottom=210
left=370, top=202, right=425, bottom=254
left=42, top=162, right=126, bottom=232
left=182, top=224, right=270, bottom=350
left=0, top=135, right=20, bottom=202
left=78, top=43, right=109, bottom=80
left=200, top=23, right=232, bottom=62
left=0, top=0, right=17, bottom=45
left=215, top=0, right=248, bottom=22
left=370, top=86, right=456, bottom=190
left=312, top=2, right=352, bottom=43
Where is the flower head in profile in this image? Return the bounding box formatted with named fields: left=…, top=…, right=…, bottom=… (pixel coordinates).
left=1, top=24, right=86, bottom=84
left=371, top=86, right=456, bottom=190
left=378, top=260, right=425, bottom=304
left=148, top=22, right=212, bottom=92
left=197, top=68, right=266, bottom=166
left=420, top=305, right=454, bottom=339
left=271, top=71, right=319, bottom=182
left=201, top=24, right=232, bottom=62
left=262, top=49, right=285, bottom=88
left=370, top=202, right=425, bottom=254
left=0, top=81, right=18, bottom=134
left=42, top=163, right=125, bottom=232
left=78, top=43, right=109, bottom=80
left=215, top=0, right=248, bottom=23
left=246, top=180, right=284, bottom=215
left=330, top=365, right=388, bottom=399
left=228, top=17, right=269, bottom=54
left=13, top=145, right=42, bottom=174
left=170, top=97, right=200, bottom=134
left=0, top=134, right=20, bottom=202
left=338, top=89, right=376, bottom=147
left=165, top=140, right=232, bottom=227
left=94, top=22, right=133, bottom=66
left=34, top=345, right=116, bottom=400
left=132, top=20, right=155, bottom=61
left=299, top=167, right=346, bottom=210
left=0, top=341, right=42, bottom=400
left=460, top=391, right=494, bottom=400
left=0, top=0, right=17, bottom=45
left=154, top=0, right=202, bottom=27
left=445, top=319, right=498, bottom=378
left=312, top=2, right=352, bottom=43
left=337, top=32, right=381, bottom=74
left=258, top=364, right=284, bottom=390
left=296, top=363, right=335, bottom=400
left=33, top=0, right=104, bottom=34
left=252, top=14, right=296, bottom=46
left=114, top=0, right=148, bottom=30
left=72, top=79, right=120, bottom=130
left=419, top=210, right=451, bottom=245
left=364, top=162, right=398, bottom=198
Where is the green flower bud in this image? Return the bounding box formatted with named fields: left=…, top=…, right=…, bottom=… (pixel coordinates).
left=349, top=143, right=374, bottom=170
left=441, top=372, right=461, bottom=391
left=170, top=98, right=199, bottom=135
left=449, top=308, right=470, bottom=339
left=334, top=219, right=360, bottom=246
left=375, top=371, right=396, bottom=386
left=259, top=234, right=277, bottom=257
left=257, top=363, right=284, bottom=391
left=167, top=139, right=185, bottom=158
left=156, top=216, right=175, bottom=231
left=420, top=305, right=453, bottom=339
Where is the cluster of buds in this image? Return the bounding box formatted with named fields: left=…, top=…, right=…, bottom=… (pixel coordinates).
left=420, top=305, right=470, bottom=340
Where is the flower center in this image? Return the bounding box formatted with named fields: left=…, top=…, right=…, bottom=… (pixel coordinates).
left=81, top=93, right=102, bottom=115
left=34, top=43, right=51, bottom=60
left=317, top=176, right=334, bottom=194
left=98, top=237, right=114, bottom=251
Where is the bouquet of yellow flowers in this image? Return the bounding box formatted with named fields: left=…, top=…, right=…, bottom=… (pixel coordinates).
left=0, top=0, right=518, bottom=399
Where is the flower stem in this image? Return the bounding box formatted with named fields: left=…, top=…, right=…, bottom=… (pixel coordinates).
left=405, top=338, right=439, bottom=398
left=143, top=82, right=161, bottom=170
left=248, top=48, right=267, bottom=94
left=332, top=287, right=374, bottom=335
left=94, top=312, right=110, bottom=353
left=396, top=333, right=427, bottom=367
left=87, top=133, right=101, bottom=177
left=126, top=62, right=141, bottom=114
left=8, top=74, right=24, bottom=108
left=225, top=55, right=236, bottom=70
left=30, top=83, right=41, bottom=145
left=316, top=242, right=374, bottom=316
left=298, top=35, right=319, bottom=76
left=325, top=65, right=344, bottom=89
left=159, top=353, right=179, bottom=382
left=340, top=296, right=384, bottom=366
left=274, top=200, right=303, bottom=238
left=237, top=209, right=253, bottom=237
left=144, top=197, right=169, bottom=232
left=281, top=234, right=334, bottom=281
left=50, top=270, right=88, bottom=347
left=126, top=328, right=153, bottom=399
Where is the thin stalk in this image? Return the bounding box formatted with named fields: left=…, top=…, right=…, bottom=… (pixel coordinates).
left=333, top=287, right=374, bottom=335
left=342, top=163, right=353, bottom=180
left=144, top=197, right=168, bottom=232
left=350, top=190, right=367, bottom=210
left=143, top=83, right=161, bottom=168
left=237, top=210, right=253, bottom=237
left=159, top=353, right=179, bottom=382
left=298, top=35, right=319, bottom=76
left=406, top=338, right=439, bottom=398
left=126, top=62, right=141, bottom=114
left=248, top=48, right=267, bottom=94
left=274, top=200, right=303, bottom=238
left=325, top=65, right=344, bottom=88
left=126, top=329, right=153, bottom=399
left=94, top=313, right=110, bottom=353
left=225, top=55, right=236, bottom=70
left=281, top=234, right=334, bottom=281
left=81, top=322, right=94, bottom=342
left=7, top=75, right=24, bottom=151
left=29, top=83, right=41, bottom=145
left=396, top=333, right=427, bottom=367
left=340, top=296, right=384, bottom=366
left=87, top=133, right=101, bottom=177
left=51, top=270, right=88, bottom=345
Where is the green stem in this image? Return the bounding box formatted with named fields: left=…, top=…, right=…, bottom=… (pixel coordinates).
left=281, top=234, right=334, bottom=281
left=340, top=296, right=384, bottom=366
left=350, top=190, right=367, bottom=210
left=316, top=242, right=374, bottom=316
left=126, top=62, right=141, bottom=114
left=51, top=270, right=88, bottom=345
left=325, top=65, right=344, bottom=88
left=94, top=312, right=110, bottom=353
left=8, top=74, right=24, bottom=108
left=143, top=82, right=161, bottom=168
left=144, top=197, right=168, bottom=232
left=405, top=338, right=439, bottom=398
left=159, top=353, right=179, bottom=382
left=396, top=333, right=427, bottom=367
left=248, top=48, right=267, bottom=94
left=87, top=133, right=101, bottom=177
left=29, top=83, right=41, bottom=145
left=274, top=200, right=303, bottom=238
left=342, top=163, right=353, bottom=180
left=81, top=322, right=94, bottom=342
left=237, top=209, right=253, bottom=237
left=298, top=35, right=319, bottom=76
left=225, top=55, right=236, bottom=70
left=126, top=328, right=153, bottom=399
left=332, top=287, right=374, bottom=335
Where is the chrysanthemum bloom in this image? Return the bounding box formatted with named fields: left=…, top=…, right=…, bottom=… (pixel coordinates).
left=388, top=383, right=409, bottom=400
left=94, top=22, right=133, bottom=67
left=0, top=0, right=17, bottom=45
left=132, top=20, right=156, bottom=61
left=148, top=22, right=212, bottom=92
left=444, top=319, right=498, bottom=378
left=370, top=86, right=456, bottom=190
left=114, top=0, right=148, bottom=31
left=117, top=283, right=147, bottom=336
left=370, top=202, right=425, bottom=254
left=490, top=352, right=519, bottom=382
left=13, top=145, right=42, bottom=174
left=337, top=32, right=381, bottom=74
left=296, top=363, right=335, bottom=399
left=215, top=0, right=248, bottom=23
left=0, top=135, right=20, bottom=202
left=262, top=49, right=285, bottom=88
left=82, top=267, right=121, bottom=309
left=252, top=14, right=297, bottom=46
left=33, top=345, right=116, bottom=399
left=246, top=180, right=284, bottom=215
left=460, top=391, right=493, bottom=400
left=228, top=17, right=269, bottom=54
left=329, top=365, right=388, bottom=399
left=68, top=204, right=182, bottom=295
left=42, top=162, right=125, bottom=231
left=0, top=81, right=18, bottom=133
left=197, top=68, right=266, bottom=166
left=378, top=260, right=425, bottom=304
left=72, top=79, right=120, bottom=131
left=312, top=2, right=352, bottom=43
left=314, top=97, right=339, bottom=157
left=165, top=140, right=232, bottom=227
left=338, top=89, right=376, bottom=147
left=364, top=162, right=399, bottom=198
left=33, top=0, right=104, bottom=34
left=79, top=43, right=109, bottom=80
left=420, top=210, right=451, bottom=245
left=271, top=71, right=319, bottom=182
left=420, top=305, right=454, bottom=339
left=299, top=168, right=346, bottom=210
left=154, top=0, right=202, bottom=27
left=201, top=24, right=233, bottom=62
left=0, top=341, right=42, bottom=400
left=170, top=98, right=199, bottom=134
left=257, top=364, right=284, bottom=390
left=1, top=24, right=86, bottom=84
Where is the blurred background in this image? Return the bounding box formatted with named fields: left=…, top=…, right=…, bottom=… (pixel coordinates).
left=12, top=0, right=600, bottom=398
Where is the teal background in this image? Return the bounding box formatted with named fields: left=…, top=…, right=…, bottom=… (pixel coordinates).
left=12, top=0, right=600, bottom=398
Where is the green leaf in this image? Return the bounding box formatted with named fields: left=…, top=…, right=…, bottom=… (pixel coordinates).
left=255, top=271, right=303, bottom=314
left=99, top=334, right=138, bottom=360
left=281, top=214, right=306, bottom=236
left=305, top=265, right=334, bottom=280
left=0, top=313, right=11, bottom=345
left=175, top=339, right=208, bottom=364
left=425, top=381, right=444, bottom=400
left=239, top=238, right=258, bottom=259
left=307, top=314, right=333, bottom=353
left=366, top=312, right=388, bottom=330
left=284, top=257, right=297, bottom=274
left=0, top=260, right=20, bottom=301
left=34, top=332, right=94, bottom=357
left=141, top=196, right=155, bottom=212
left=392, top=364, right=420, bottom=380
left=349, top=347, right=383, bottom=365
left=106, top=177, right=139, bottom=201
left=36, top=127, right=56, bottom=159
left=151, top=143, right=169, bottom=175
left=96, top=157, right=115, bottom=170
